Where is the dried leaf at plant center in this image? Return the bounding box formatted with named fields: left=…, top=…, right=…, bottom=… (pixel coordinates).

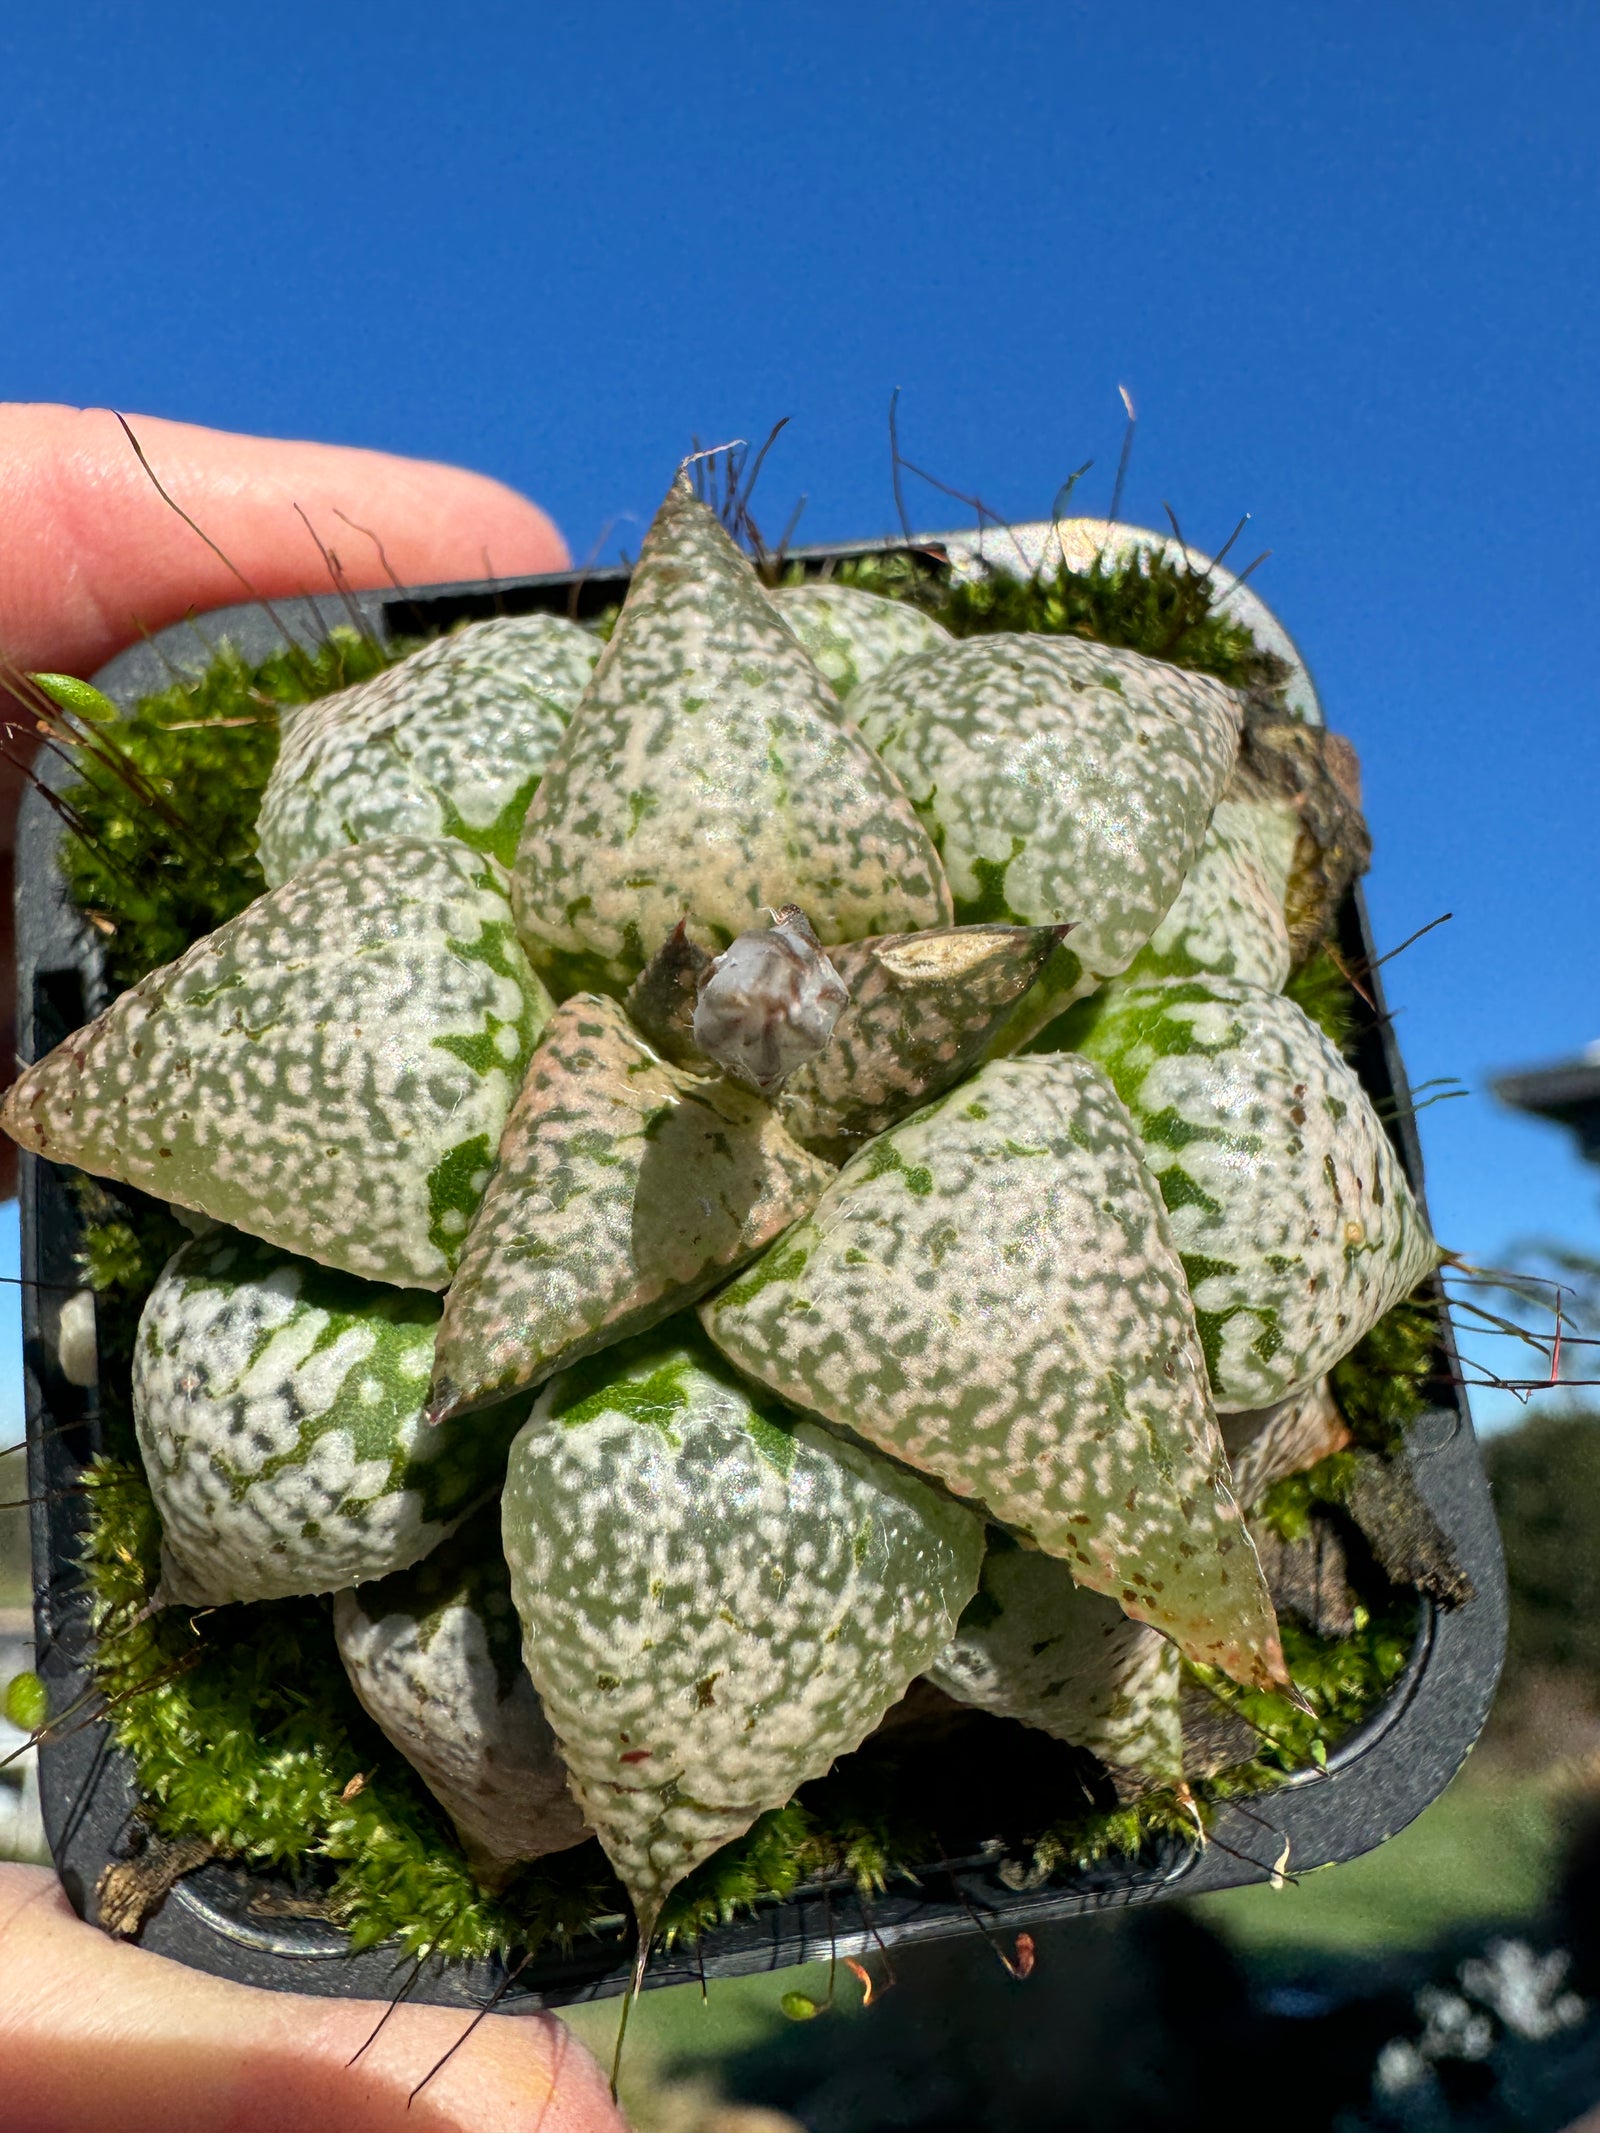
left=776, top=921, right=1073, bottom=1164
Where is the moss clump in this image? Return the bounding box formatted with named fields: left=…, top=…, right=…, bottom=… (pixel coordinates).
left=83, top=1457, right=619, bottom=1963
left=1185, top=1601, right=1417, bottom=1784
left=1331, top=1292, right=1442, bottom=1454
left=1253, top=1451, right=1364, bottom=1546
left=53, top=601, right=1422, bottom=1971
left=1285, top=945, right=1359, bottom=1052
left=60, top=629, right=392, bottom=990
left=70, top=1177, right=188, bottom=1449
left=809, top=544, right=1289, bottom=699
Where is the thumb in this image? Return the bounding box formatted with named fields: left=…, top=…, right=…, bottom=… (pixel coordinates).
left=0, top=402, right=569, bottom=681
left=0, top=1865, right=624, bottom=2133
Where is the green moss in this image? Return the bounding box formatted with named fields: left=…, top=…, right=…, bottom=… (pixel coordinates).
left=1183, top=1601, right=1417, bottom=1784
left=1285, top=946, right=1359, bottom=1053
left=59, top=628, right=395, bottom=991
left=55, top=611, right=1420, bottom=1973
left=1330, top=1290, right=1442, bottom=1454
left=808, top=543, right=1290, bottom=699
left=1254, top=1451, right=1362, bottom=1545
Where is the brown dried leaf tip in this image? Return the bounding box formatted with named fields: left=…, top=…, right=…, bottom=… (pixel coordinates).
left=692, top=905, right=850, bottom=1094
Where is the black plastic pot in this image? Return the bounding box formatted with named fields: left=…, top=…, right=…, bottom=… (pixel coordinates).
left=16, top=544, right=1507, bottom=2014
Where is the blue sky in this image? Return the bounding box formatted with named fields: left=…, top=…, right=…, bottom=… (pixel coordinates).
left=2, top=2, right=1597, bottom=1426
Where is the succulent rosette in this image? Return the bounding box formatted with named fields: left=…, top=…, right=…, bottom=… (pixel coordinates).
left=7, top=467, right=1447, bottom=1951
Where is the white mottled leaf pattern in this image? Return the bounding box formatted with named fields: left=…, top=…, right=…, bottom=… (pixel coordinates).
left=258, top=614, right=599, bottom=886
left=334, top=1509, right=589, bottom=1887
left=135, top=1231, right=527, bottom=1605
left=703, top=1055, right=1286, bottom=1691
left=771, top=582, right=952, bottom=699
left=430, top=995, right=831, bottom=1421
left=500, top=1332, right=983, bottom=1932
left=511, top=476, right=951, bottom=995
left=1124, top=794, right=1297, bottom=990
left=2, top=837, right=551, bottom=1287
left=850, top=634, right=1243, bottom=983
left=1070, top=976, right=1439, bottom=1409
left=928, top=1540, right=1184, bottom=1783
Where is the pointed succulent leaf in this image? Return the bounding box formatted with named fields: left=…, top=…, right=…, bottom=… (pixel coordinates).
left=500, top=1331, right=984, bottom=1934
left=258, top=614, right=599, bottom=886
left=2, top=838, right=552, bottom=1287
left=134, top=1230, right=529, bottom=1606
left=429, top=995, right=832, bottom=1421
left=927, top=1538, right=1184, bottom=1784
left=770, top=581, right=952, bottom=699
left=775, top=921, right=1071, bottom=1163
left=849, top=634, right=1244, bottom=983
left=703, top=1055, right=1286, bottom=1690
left=691, top=906, right=850, bottom=1094
left=1220, top=1377, right=1351, bottom=1509
left=511, top=475, right=952, bottom=996
left=1070, top=975, right=1439, bottom=1409
left=333, top=1507, right=589, bottom=1887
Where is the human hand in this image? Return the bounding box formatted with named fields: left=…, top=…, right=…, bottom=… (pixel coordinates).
left=0, top=1864, right=622, bottom=2130
left=0, top=408, right=624, bottom=2128
left=0, top=403, right=567, bottom=1192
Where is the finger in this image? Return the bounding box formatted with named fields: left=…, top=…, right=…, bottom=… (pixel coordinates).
left=0, top=405, right=569, bottom=1191
left=0, top=402, right=569, bottom=683
left=0, top=1864, right=624, bottom=2133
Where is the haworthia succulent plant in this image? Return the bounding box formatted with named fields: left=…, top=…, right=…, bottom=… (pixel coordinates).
left=927, top=1538, right=1184, bottom=1785
left=333, top=1507, right=589, bottom=1887
left=257, top=614, right=600, bottom=887
left=848, top=634, right=1244, bottom=985
left=2, top=838, right=551, bottom=1288
left=770, top=581, right=953, bottom=699
left=500, top=1331, right=984, bottom=1934
left=1069, top=976, right=1438, bottom=1410
left=1219, top=1377, right=1352, bottom=1510
left=429, top=995, right=832, bottom=1422
left=134, top=1230, right=528, bottom=1606
left=511, top=475, right=952, bottom=996
left=774, top=921, right=1071, bottom=1164
left=702, top=1055, right=1287, bottom=1691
